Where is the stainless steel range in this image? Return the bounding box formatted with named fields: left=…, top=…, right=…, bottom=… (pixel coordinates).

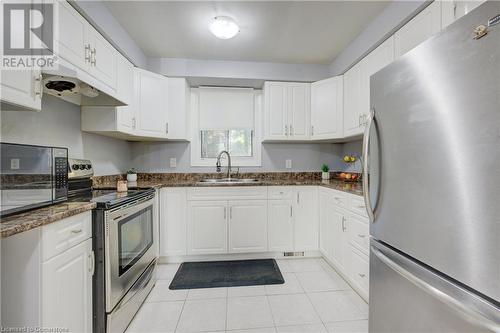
left=68, top=159, right=158, bottom=333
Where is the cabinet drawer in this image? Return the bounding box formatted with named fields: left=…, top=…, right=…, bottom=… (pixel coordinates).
left=349, top=195, right=368, bottom=217
left=42, top=211, right=92, bottom=261
left=268, top=187, right=294, bottom=200
left=349, top=246, right=369, bottom=295
left=330, top=190, right=348, bottom=209
left=348, top=214, right=369, bottom=254
left=187, top=187, right=267, bottom=201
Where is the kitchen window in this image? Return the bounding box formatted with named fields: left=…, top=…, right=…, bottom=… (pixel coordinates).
left=201, top=129, right=253, bottom=158
left=191, top=87, right=262, bottom=166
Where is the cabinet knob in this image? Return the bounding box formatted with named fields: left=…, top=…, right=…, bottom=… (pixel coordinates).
left=358, top=273, right=366, bottom=278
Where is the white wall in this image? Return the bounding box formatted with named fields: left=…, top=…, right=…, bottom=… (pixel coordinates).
left=130, top=141, right=345, bottom=173
left=0, top=96, right=132, bottom=176
left=340, top=140, right=363, bottom=173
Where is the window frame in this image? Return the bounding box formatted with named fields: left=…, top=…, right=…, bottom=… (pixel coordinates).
left=190, top=88, right=262, bottom=167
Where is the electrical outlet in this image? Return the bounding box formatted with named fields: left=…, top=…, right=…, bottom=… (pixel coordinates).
left=169, top=158, right=177, bottom=168
left=285, top=159, right=292, bottom=169
left=10, top=158, right=20, bottom=170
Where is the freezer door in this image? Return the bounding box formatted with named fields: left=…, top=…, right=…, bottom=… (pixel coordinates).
left=370, top=240, right=500, bottom=333
left=367, top=1, right=500, bottom=302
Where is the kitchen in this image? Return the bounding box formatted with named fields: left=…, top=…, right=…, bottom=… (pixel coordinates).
left=1, top=1, right=499, bottom=333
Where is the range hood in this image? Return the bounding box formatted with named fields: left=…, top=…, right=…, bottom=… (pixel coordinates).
left=42, top=58, right=126, bottom=107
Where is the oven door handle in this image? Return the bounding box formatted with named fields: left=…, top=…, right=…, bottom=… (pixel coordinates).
left=113, top=260, right=156, bottom=313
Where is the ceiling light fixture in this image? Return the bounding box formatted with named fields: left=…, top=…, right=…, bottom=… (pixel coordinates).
left=209, top=16, right=239, bottom=39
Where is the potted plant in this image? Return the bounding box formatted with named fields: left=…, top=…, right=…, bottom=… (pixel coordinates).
left=321, top=164, right=330, bottom=180
left=126, top=168, right=138, bottom=182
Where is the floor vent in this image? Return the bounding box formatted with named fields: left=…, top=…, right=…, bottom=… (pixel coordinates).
left=283, top=251, right=305, bottom=257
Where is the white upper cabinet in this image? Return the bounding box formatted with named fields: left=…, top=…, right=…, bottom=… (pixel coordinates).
left=264, top=82, right=289, bottom=140
left=115, top=55, right=135, bottom=132
left=288, top=83, right=311, bottom=140
left=85, top=26, right=117, bottom=89
left=55, top=1, right=88, bottom=70
left=1, top=69, right=42, bottom=111
left=441, top=0, right=485, bottom=29
left=134, top=68, right=168, bottom=138
left=311, top=76, right=344, bottom=140
left=264, top=82, right=310, bottom=141
left=54, top=1, right=117, bottom=90
left=343, top=63, right=363, bottom=137
left=360, top=36, right=395, bottom=132
left=343, top=37, right=394, bottom=138
left=166, top=78, right=190, bottom=140
left=395, top=1, right=442, bottom=58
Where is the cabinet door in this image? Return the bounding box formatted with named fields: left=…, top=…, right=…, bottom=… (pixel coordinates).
left=268, top=200, right=294, bottom=251
left=187, top=201, right=227, bottom=255
left=1, top=69, right=42, bottom=111
left=287, top=83, right=310, bottom=140
left=330, top=205, right=348, bottom=271
left=55, top=1, right=88, bottom=71
left=166, top=78, right=190, bottom=140
left=343, top=64, right=363, bottom=137
left=361, top=36, right=395, bottom=127
left=42, top=238, right=93, bottom=332
left=264, top=82, right=288, bottom=140
left=135, top=69, right=168, bottom=138
left=160, top=188, right=187, bottom=256
left=441, top=0, right=485, bottom=28
left=395, top=1, right=442, bottom=58
left=116, top=55, right=135, bottom=132
left=347, top=245, right=369, bottom=300
left=294, top=187, right=319, bottom=251
left=311, top=76, right=343, bottom=140
left=319, top=190, right=331, bottom=257
left=228, top=200, right=268, bottom=253
left=86, top=26, right=117, bottom=89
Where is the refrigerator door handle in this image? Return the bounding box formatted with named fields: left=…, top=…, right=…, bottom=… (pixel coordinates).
left=362, top=108, right=376, bottom=222
left=372, top=245, right=500, bottom=331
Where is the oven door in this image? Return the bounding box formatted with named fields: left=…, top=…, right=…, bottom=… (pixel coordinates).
left=105, top=195, right=157, bottom=311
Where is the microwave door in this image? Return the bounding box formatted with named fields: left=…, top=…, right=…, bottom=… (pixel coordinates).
left=0, top=143, right=54, bottom=215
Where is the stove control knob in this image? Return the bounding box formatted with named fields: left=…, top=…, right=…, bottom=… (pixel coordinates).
left=79, top=164, right=86, bottom=170
left=72, top=164, right=79, bottom=170
left=86, top=164, right=92, bottom=170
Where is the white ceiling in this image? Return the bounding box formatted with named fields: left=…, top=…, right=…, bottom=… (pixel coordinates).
left=104, top=1, right=390, bottom=65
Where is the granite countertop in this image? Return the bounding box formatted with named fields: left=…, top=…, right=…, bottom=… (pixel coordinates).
left=93, top=178, right=363, bottom=196
left=0, top=202, right=96, bottom=239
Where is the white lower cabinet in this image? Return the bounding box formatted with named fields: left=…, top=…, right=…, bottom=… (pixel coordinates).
left=294, top=187, right=319, bottom=251
left=159, top=188, right=187, bottom=256
left=268, top=199, right=294, bottom=251
left=187, top=200, right=228, bottom=255
left=1, top=212, right=93, bottom=330
left=228, top=200, right=268, bottom=253
left=42, top=238, right=93, bottom=332
left=319, top=188, right=369, bottom=301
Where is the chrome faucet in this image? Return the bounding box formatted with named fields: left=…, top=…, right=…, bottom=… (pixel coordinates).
left=216, top=150, right=232, bottom=179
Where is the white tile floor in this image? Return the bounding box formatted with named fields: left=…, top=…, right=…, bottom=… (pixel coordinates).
left=127, top=258, right=368, bottom=333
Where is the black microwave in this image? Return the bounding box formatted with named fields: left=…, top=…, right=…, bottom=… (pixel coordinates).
left=0, top=143, right=68, bottom=217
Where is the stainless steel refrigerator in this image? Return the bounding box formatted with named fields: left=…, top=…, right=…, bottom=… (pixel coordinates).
left=363, top=2, right=500, bottom=332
